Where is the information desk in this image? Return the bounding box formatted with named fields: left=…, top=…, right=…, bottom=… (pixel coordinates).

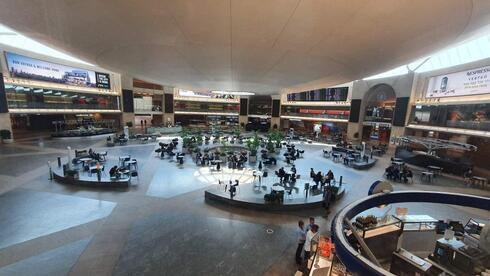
left=397, top=215, right=438, bottom=255
left=431, top=237, right=490, bottom=275
left=352, top=216, right=403, bottom=261
left=390, top=248, right=444, bottom=275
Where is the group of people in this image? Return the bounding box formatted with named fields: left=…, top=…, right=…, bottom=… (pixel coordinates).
left=276, top=165, right=297, bottom=183
left=109, top=165, right=128, bottom=179
left=155, top=139, right=179, bottom=159
left=87, top=148, right=104, bottom=162
left=310, top=168, right=335, bottom=188
left=195, top=152, right=218, bottom=167
left=226, top=152, right=248, bottom=169
left=295, top=217, right=320, bottom=268
left=385, top=164, right=413, bottom=183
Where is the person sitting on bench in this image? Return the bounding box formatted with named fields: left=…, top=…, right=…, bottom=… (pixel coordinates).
left=109, top=166, right=118, bottom=178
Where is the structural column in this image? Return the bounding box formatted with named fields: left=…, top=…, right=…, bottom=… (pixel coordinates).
left=121, top=75, right=135, bottom=128
left=163, top=86, right=174, bottom=126
left=270, top=95, right=281, bottom=130
left=239, top=96, right=248, bottom=129
left=0, top=69, right=13, bottom=139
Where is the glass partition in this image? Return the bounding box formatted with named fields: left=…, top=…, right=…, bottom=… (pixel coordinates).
left=174, top=100, right=239, bottom=114
left=281, top=106, right=350, bottom=120
left=5, top=85, right=120, bottom=110
left=410, top=103, right=490, bottom=131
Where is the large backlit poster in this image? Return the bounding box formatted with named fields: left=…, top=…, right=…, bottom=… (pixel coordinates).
left=95, top=72, right=111, bottom=89
left=426, top=65, right=490, bottom=98
left=5, top=52, right=110, bottom=89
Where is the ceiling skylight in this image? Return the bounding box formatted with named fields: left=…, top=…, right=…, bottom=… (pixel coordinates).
left=0, top=24, right=94, bottom=66
left=363, top=32, right=490, bottom=80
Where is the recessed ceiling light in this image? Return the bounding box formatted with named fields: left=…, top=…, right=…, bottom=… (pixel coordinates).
left=44, top=90, right=52, bottom=94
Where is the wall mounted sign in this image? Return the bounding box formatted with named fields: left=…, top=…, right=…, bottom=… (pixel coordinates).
left=426, top=65, right=490, bottom=98
left=5, top=52, right=111, bottom=89
left=287, top=87, right=349, bottom=102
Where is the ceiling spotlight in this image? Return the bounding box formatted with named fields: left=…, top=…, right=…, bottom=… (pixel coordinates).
left=44, top=90, right=53, bottom=95
left=33, top=89, right=43, bottom=93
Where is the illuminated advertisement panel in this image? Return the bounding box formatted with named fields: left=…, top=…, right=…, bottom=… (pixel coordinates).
left=5, top=52, right=110, bottom=89
left=426, top=65, right=490, bottom=98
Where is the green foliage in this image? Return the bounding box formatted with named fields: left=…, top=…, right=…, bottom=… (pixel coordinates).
left=246, top=132, right=260, bottom=156
left=268, top=129, right=284, bottom=148
left=126, top=121, right=133, bottom=127
left=266, top=141, right=275, bottom=153
left=221, top=139, right=230, bottom=153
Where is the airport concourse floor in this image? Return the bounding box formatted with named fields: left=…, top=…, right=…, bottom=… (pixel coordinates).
left=0, top=134, right=488, bottom=276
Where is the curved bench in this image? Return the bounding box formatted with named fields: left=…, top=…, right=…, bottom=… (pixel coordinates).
left=53, top=170, right=130, bottom=188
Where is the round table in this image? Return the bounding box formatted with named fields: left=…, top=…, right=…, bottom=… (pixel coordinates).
left=284, top=170, right=295, bottom=175
left=272, top=185, right=285, bottom=192
left=79, top=157, right=92, bottom=164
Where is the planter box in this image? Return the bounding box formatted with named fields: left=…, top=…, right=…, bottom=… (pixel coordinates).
left=2, top=138, right=13, bottom=144
left=249, top=155, right=257, bottom=163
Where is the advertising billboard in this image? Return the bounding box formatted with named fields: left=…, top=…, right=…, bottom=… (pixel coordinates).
left=426, top=65, right=490, bottom=98
left=95, top=72, right=111, bottom=89
left=5, top=52, right=110, bottom=89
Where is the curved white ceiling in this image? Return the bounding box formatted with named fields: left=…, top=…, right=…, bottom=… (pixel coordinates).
left=0, top=0, right=490, bottom=93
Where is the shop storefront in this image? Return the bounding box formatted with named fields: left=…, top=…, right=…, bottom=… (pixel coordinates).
left=362, top=122, right=392, bottom=144
left=360, top=83, right=397, bottom=144
left=1, top=50, right=121, bottom=136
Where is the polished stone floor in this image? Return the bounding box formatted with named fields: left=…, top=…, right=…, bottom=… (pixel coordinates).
left=0, top=134, right=488, bottom=276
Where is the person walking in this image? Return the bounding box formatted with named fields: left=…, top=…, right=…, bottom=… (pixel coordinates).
left=295, top=220, right=306, bottom=265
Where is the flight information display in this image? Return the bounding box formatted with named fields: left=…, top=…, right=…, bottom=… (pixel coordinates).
left=286, top=87, right=349, bottom=102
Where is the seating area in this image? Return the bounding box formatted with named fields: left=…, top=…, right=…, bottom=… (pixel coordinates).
left=323, top=144, right=378, bottom=170
left=53, top=148, right=140, bottom=188
left=384, top=158, right=414, bottom=183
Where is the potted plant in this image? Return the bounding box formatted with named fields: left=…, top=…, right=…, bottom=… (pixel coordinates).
left=266, top=140, right=275, bottom=154
left=268, top=129, right=284, bottom=153
left=0, top=129, right=13, bottom=143
left=246, top=132, right=260, bottom=163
